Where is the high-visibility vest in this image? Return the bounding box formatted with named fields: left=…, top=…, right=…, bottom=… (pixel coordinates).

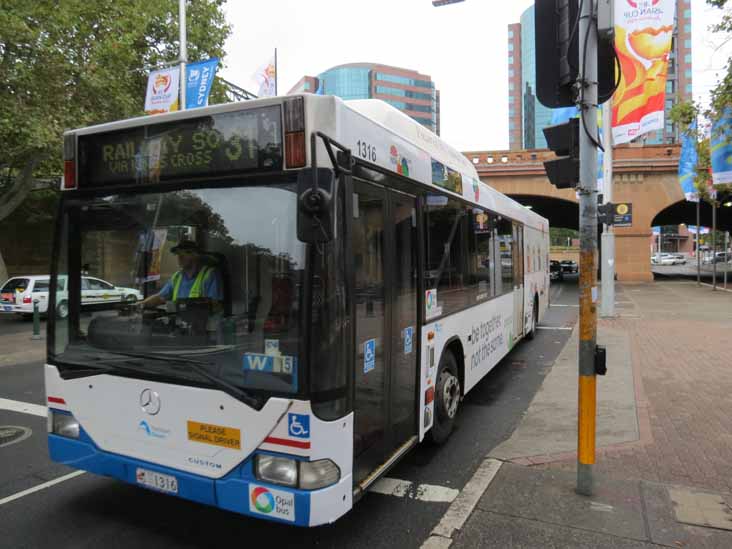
left=171, top=266, right=213, bottom=301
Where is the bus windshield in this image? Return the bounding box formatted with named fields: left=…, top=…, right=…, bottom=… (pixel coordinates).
left=51, top=181, right=305, bottom=401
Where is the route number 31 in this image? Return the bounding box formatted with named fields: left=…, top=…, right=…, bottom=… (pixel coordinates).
left=356, top=140, right=376, bottom=162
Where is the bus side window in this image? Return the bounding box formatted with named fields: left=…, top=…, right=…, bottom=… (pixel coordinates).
left=467, top=207, right=492, bottom=301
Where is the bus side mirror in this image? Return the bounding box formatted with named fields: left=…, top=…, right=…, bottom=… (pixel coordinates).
left=297, top=168, right=336, bottom=244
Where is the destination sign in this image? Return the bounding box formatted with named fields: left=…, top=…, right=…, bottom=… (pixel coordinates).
left=78, top=105, right=283, bottom=187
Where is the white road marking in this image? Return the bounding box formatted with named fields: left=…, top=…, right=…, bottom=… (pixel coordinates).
left=369, top=477, right=459, bottom=503
left=421, top=458, right=503, bottom=548
left=537, top=326, right=573, bottom=331
left=550, top=303, right=579, bottom=308
left=0, top=398, right=47, bottom=418
left=0, top=471, right=86, bottom=507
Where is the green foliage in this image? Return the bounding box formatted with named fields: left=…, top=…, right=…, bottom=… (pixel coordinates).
left=0, top=0, right=231, bottom=177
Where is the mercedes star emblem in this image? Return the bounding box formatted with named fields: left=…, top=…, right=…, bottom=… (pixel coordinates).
left=139, top=389, right=161, bottom=415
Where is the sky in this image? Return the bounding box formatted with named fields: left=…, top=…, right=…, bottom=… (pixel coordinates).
left=220, top=0, right=731, bottom=152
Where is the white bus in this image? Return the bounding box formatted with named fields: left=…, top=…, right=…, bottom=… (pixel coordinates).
left=46, top=94, right=549, bottom=526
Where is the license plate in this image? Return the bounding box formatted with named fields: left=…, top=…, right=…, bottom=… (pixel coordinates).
left=135, top=468, right=178, bottom=494
left=3, top=306, right=12, bottom=312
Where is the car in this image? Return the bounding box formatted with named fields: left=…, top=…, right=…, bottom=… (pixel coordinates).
left=0, top=275, right=142, bottom=319
left=560, top=260, right=578, bottom=274
left=670, top=254, right=687, bottom=265
left=712, top=252, right=731, bottom=264
left=550, top=260, right=564, bottom=281
left=651, top=254, right=676, bottom=266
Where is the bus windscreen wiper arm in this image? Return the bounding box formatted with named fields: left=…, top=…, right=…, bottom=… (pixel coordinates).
left=101, top=350, right=261, bottom=409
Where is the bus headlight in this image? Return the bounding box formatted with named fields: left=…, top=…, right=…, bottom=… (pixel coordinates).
left=299, top=459, right=340, bottom=490
left=255, top=455, right=298, bottom=487
left=50, top=412, right=80, bottom=439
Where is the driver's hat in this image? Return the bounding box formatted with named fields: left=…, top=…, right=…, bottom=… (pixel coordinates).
left=170, top=240, right=202, bottom=255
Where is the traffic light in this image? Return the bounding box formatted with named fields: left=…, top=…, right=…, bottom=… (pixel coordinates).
left=535, top=0, right=617, bottom=108
left=542, top=118, right=579, bottom=188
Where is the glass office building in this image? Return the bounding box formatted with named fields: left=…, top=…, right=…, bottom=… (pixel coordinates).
left=289, top=63, right=440, bottom=135
left=508, top=0, right=692, bottom=149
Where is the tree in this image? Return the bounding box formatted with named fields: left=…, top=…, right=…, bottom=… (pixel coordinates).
left=0, top=0, right=231, bottom=280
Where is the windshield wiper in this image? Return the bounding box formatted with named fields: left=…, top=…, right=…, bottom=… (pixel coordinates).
left=96, top=350, right=261, bottom=409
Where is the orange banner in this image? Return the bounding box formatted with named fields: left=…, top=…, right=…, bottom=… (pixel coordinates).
left=612, top=0, right=676, bottom=145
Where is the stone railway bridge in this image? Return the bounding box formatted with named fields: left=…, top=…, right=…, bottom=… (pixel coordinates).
left=463, top=144, right=732, bottom=282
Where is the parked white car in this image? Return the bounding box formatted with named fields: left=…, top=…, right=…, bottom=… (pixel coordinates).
left=0, top=275, right=142, bottom=318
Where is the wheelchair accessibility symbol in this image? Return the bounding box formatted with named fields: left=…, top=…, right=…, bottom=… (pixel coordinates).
left=288, top=413, right=310, bottom=439
left=363, top=339, right=376, bottom=374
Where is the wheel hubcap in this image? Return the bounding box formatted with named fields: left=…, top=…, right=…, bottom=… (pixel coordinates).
left=442, top=374, right=460, bottom=419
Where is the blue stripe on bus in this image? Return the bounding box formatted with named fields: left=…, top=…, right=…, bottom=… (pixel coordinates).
left=48, top=429, right=311, bottom=526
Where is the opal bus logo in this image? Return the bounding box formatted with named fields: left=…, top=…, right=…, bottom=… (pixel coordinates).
left=251, top=486, right=275, bottom=513
left=152, top=74, right=172, bottom=94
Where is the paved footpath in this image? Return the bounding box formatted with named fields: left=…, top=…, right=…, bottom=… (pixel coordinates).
left=544, top=281, right=732, bottom=494
left=422, top=281, right=732, bottom=548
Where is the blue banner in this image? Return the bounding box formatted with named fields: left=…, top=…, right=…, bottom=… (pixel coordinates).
left=185, top=58, right=219, bottom=110
left=679, top=121, right=698, bottom=201
left=711, top=107, right=732, bottom=186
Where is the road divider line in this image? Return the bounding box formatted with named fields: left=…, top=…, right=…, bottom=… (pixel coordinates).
left=0, top=471, right=85, bottom=507
left=369, top=477, right=459, bottom=503
left=0, top=398, right=47, bottom=418
left=421, top=458, right=503, bottom=548
left=537, top=326, right=573, bottom=331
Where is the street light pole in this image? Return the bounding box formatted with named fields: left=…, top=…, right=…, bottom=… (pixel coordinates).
left=600, top=103, right=615, bottom=318
left=696, top=199, right=701, bottom=286
left=712, top=200, right=717, bottom=290
left=179, top=0, right=187, bottom=111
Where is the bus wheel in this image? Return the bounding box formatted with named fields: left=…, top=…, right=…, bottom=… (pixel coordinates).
left=57, top=301, right=69, bottom=319
left=429, top=350, right=460, bottom=445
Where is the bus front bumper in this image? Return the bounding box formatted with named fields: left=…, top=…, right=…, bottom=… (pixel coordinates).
left=49, top=431, right=352, bottom=527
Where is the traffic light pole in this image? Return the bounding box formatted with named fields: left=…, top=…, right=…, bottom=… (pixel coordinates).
left=576, top=0, right=599, bottom=497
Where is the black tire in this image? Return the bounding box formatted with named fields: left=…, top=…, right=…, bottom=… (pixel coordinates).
left=525, top=297, right=538, bottom=340
left=428, top=350, right=461, bottom=445
left=57, top=300, right=69, bottom=319
left=125, top=294, right=138, bottom=304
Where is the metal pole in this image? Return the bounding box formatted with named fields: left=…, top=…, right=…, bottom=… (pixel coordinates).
left=31, top=299, right=41, bottom=340
left=600, top=103, right=615, bottom=318
left=696, top=199, right=701, bottom=286
left=712, top=201, right=717, bottom=290
left=576, top=0, right=598, bottom=497
left=179, top=0, right=187, bottom=111
left=274, top=48, right=278, bottom=96
left=724, top=231, right=728, bottom=289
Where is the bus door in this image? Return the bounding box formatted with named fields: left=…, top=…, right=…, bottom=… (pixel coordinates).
left=513, top=223, right=524, bottom=340
left=351, top=179, right=418, bottom=483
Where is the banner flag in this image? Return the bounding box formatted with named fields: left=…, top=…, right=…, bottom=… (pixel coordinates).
left=711, top=107, right=732, bottom=186
left=254, top=54, right=277, bottom=98
left=145, top=66, right=180, bottom=114
left=678, top=121, right=699, bottom=201
left=612, top=0, right=676, bottom=145
left=185, top=58, right=219, bottom=110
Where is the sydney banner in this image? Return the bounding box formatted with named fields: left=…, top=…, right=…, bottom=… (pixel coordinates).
left=711, top=108, right=732, bottom=186
left=185, top=58, right=219, bottom=110
left=612, top=0, right=676, bottom=145
left=254, top=54, right=277, bottom=98
left=145, top=67, right=180, bottom=114
left=678, top=122, right=698, bottom=201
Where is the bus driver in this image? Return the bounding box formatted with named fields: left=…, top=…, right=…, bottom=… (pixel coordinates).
left=139, top=240, right=223, bottom=309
